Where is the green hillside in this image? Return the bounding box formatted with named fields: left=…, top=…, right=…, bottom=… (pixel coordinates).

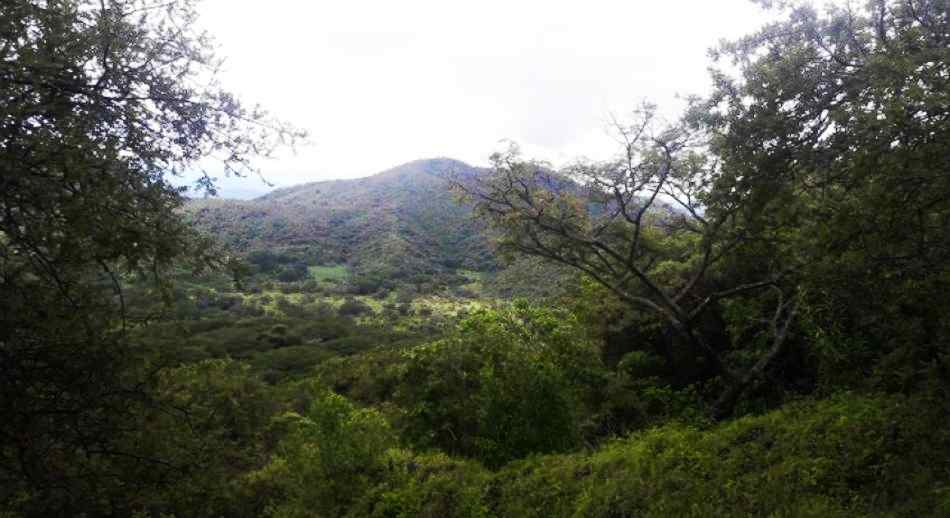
left=184, top=159, right=497, bottom=292
left=5, top=1, right=950, bottom=516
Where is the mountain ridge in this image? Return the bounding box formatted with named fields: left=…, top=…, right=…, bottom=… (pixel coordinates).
left=183, top=158, right=496, bottom=291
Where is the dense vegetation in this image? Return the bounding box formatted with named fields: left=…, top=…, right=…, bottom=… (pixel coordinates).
left=2, top=0, right=949, bottom=516
left=183, top=158, right=498, bottom=295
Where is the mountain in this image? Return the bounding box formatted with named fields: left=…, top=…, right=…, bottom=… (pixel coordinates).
left=183, top=158, right=496, bottom=289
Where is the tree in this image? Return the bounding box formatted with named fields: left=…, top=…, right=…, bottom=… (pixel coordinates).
left=396, top=304, right=603, bottom=466
left=244, top=384, right=395, bottom=518
left=698, top=0, right=950, bottom=390
left=461, top=0, right=950, bottom=415
left=130, top=360, right=280, bottom=516
left=457, top=106, right=800, bottom=419
left=0, top=0, right=301, bottom=513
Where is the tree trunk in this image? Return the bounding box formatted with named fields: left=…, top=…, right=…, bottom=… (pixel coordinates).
left=710, top=301, right=798, bottom=420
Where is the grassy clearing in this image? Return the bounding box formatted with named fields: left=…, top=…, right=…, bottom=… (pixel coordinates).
left=309, top=264, right=349, bottom=283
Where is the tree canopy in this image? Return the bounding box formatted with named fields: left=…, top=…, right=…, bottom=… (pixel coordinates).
left=461, top=0, right=950, bottom=418
left=2, top=0, right=950, bottom=516
left=0, top=0, right=300, bottom=512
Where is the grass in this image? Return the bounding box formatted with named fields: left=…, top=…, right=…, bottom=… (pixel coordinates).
left=309, top=264, right=349, bottom=283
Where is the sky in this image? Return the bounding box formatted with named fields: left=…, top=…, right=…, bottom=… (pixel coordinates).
left=193, top=0, right=774, bottom=198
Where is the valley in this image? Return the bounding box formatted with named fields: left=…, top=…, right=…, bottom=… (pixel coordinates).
left=4, top=1, right=949, bottom=516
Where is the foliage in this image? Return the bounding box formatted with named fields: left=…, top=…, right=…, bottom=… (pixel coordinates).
left=277, top=262, right=310, bottom=283
left=244, top=384, right=396, bottom=518
left=396, top=303, right=604, bottom=466
left=481, top=255, right=578, bottom=299
left=460, top=0, right=950, bottom=419
left=138, top=302, right=426, bottom=381
left=349, top=450, right=491, bottom=518
left=330, top=393, right=950, bottom=517
left=315, top=349, right=410, bottom=406
left=0, top=0, right=300, bottom=512
left=184, top=159, right=497, bottom=295
left=132, top=360, right=281, bottom=516
left=4, top=0, right=950, bottom=515
left=486, top=392, right=950, bottom=517
left=697, top=0, right=950, bottom=394
left=459, top=115, right=800, bottom=419
left=1, top=358, right=283, bottom=517
left=339, top=296, right=374, bottom=317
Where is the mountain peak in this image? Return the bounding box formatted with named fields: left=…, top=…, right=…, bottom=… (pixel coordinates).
left=372, top=157, right=476, bottom=180
left=184, top=158, right=495, bottom=275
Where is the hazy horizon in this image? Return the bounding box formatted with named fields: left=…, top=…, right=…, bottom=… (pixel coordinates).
left=186, top=156, right=477, bottom=200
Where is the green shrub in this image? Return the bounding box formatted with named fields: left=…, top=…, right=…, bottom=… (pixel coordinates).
left=339, top=297, right=373, bottom=317
left=396, top=303, right=603, bottom=466
left=489, top=393, right=950, bottom=517
left=349, top=450, right=490, bottom=518
left=244, top=384, right=396, bottom=518
left=126, top=360, right=280, bottom=517
left=251, top=345, right=337, bottom=381
left=315, top=350, right=408, bottom=406
left=341, top=392, right=950, bottom=517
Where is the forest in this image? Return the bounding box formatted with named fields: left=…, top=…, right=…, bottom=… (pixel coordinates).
left=1, top=0, right=949, bottom=516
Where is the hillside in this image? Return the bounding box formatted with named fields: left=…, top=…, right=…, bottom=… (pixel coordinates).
left=184, top=158, right=497, bottom=289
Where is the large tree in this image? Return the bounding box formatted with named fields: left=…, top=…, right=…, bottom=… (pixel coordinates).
left=0, top=0, right=301, bottom=513
left=458, top=106, right=800, bottom=419
left=700, top=0, right=950, bottom=390
left=462, top=0, right=950, bottom=416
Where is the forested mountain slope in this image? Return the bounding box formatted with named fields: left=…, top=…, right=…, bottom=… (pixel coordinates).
left=6, top=1, right=949, bottom=516
left=184, top=158, right=496, bottom=282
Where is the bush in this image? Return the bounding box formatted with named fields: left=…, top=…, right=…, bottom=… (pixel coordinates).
left=323, top=335, right=381, bottom=356
left=247, top=250, right=280, bottom=274
left=489, top=393, right=950, bottom=517
left=349, top=450, right=490, bottom=518
left=126, top=360, right=280, bottom=517
left=276, top=262, right=309, bottom=283
left=395, top=304, right=603, bottom=467
left=242, top=385, right=396, bottom=517
left=256, top=324, right=302, bottom=349
left=339, top=297, right=373, bottom=317
left=342, top=392, right=950, bottom=517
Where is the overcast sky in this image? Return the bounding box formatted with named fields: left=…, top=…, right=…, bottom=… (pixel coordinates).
left=193, top=0, right=774, bottom=197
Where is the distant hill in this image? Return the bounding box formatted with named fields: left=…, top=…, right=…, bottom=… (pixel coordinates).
left=184, top=158, right=497, bottom=288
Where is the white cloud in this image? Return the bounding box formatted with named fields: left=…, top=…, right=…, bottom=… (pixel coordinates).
left=192, top=0, right=772, bottom=196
